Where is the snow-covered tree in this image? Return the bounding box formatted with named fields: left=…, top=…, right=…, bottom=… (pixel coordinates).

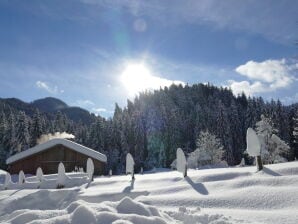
left=270, top=134, right=290, bottom=163
left=293, top=110, right=298, bottom=158
left=256, top=115, right=289, bottom=163
left=16, top=111, right=30, bottom=152
left=54, top=111, right=67, bottom=132
left=188, top=130, right=224, bottom=168
left=0, top=112, right=9, bottom=167
left=30, top=109, right=44, bottom=147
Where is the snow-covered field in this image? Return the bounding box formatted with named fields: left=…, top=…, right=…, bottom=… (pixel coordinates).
left=1, top=162, right=298, bottom=224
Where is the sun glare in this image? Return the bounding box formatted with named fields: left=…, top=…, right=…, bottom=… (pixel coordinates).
left=121, top=63, right=153, bottom=96
left=120, top=62, right=185, bottom=96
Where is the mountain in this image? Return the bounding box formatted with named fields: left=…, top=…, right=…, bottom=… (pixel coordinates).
left=0, top=98, right=37, bottom=116
left=0, top=97, right=96, bottom=125
left=31, top=97, right=95, bottom=124
left=31, top=97, right=68, bottom=113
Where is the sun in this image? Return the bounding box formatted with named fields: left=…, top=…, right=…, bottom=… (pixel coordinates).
left=120, top=63, right=153, bottom=96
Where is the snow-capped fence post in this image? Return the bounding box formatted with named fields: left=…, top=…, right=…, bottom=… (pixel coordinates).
left=18, top=170, right=26, bottom=185
left=246, top=128, right=263, bottom=171
left=177, top=148, right=187, bottom=177
left=126, top=153, right=135, bottom=180
left=36, top=167, right=43, bottom=188
left=87, top=158, right=94, bottom=182
left=36, top=167, right=43, bottom=182
left=57, top=162, right=67, bottom=188
left=3, top=172, right=12, bottom=190
left=140, top=167, right=143, bottom=175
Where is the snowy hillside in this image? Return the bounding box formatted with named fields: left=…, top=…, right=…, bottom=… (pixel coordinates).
left=1, top=162, right=298, bottom=223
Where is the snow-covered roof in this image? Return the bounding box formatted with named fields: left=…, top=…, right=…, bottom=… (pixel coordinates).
left=6, top=138, right=107, bottom=164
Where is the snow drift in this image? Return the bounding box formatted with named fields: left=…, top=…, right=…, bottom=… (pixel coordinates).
left=1, top=162, right=298, bottom=223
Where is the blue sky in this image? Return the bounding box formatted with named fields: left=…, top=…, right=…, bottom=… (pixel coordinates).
left=0, top=0, right=297, bottom=117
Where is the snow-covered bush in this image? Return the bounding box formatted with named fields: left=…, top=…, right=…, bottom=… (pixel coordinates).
left=87, top=158, right=94, bottom=181
left=57, top=162, right=67, bottom=188
left=126, top=153, right=135, bottom=179
left=36, top=167, right=43, bottom=182
left=3, top=172, right=12, bottom=190
left=176, top=148, right=187, bottom=177
left=238, top=158, right=245, bottom=167
left=18, top=170, right=26, bottom=185
left=188, top=131, right=224, bottom=168
left=170, top=159, right=177, bottom=170
left=256, top=115, right=289, bottom=164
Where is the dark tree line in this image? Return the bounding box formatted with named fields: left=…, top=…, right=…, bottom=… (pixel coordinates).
left=0, top=83, right=297, bottom=173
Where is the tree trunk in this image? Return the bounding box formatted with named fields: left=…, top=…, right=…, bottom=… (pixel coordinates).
left=256, top=156, right=263, bottom=171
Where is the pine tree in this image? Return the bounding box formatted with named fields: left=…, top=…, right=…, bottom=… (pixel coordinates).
left=293, top=109, right=298, bottom=158
left=30, top=109, right=44, bottom=147
left=216, top=100, right=233, bottom=164
left=16, top=111, right=30, bottom=151
left=0, top=112, right=8, bottom=167
left=7, top=112, right=18, bottom=155
left=54, top=111, right=67, bottom=132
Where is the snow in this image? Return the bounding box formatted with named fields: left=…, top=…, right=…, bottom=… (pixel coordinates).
left=126, top=153, right=135, bottom=175
left=1, top=162, right=298, bottom=223
left=6, top=138, right=107, bottom=165
left=176, top=148, right=187, bottom=175
left=246, top=128, right=261, bottom=156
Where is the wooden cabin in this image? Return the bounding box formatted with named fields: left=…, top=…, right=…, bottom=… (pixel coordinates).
left=6, top=139, right=107, bottom=175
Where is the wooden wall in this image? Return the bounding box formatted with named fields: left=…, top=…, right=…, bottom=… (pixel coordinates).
left=8, top=144, right=105, bottom=175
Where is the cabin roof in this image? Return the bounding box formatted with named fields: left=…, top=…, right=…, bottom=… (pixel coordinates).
left=6, top=138, right=107, bottom=164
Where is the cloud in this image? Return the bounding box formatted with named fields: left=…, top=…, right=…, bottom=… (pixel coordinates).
left=228, top=80, right=265, bottom=96
left=92, top=108, right=107, bottom=112
left=91, top=107, right=114, bottom=117
left=79, top=0, right=298, bottom=45
left=36, top=81, right=64, bottom=94
left=229, top=59, right=297, bottom=96
left=75, top=99, right=95, bottom=107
